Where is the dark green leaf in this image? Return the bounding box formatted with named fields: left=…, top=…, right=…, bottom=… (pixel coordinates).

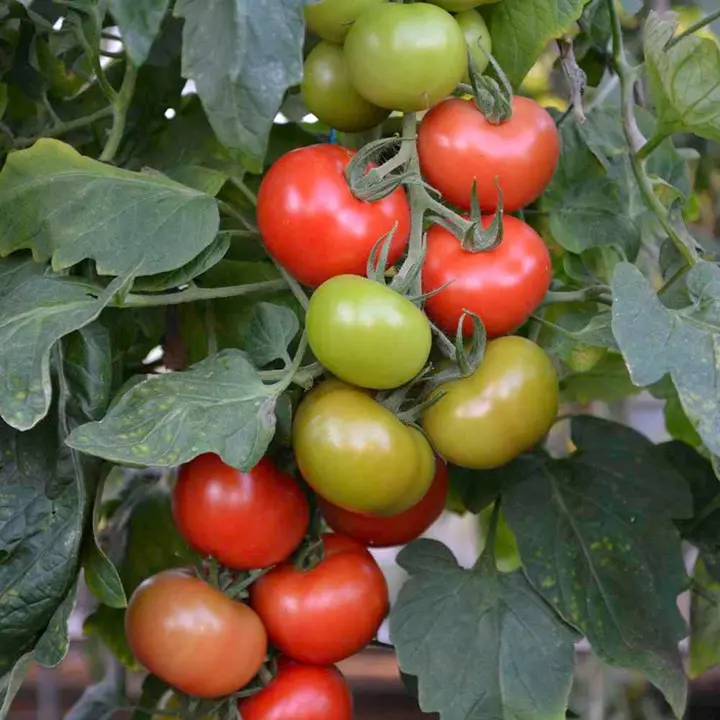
left=108, top=0, right=170, bottom=67
left=650, top=377, right=703, bottom=448
left=390, top=539, right=577, bottom=720
left=644, top=12, right=720, bottom=143
left=0, top=139, right=220, bottom=278
left=33, top=583, right=77, bottom=667
left=502, top=416, right=692, bottom=716
left=612, top=261, right=720, bottom=456
left=244, top=302, right=300, bottom=368
left=0, top=654, right=32, bottom=720
left=538, top=311, right=617, bottom=363
left=174, top=0, right=305, bottom=172
left=65, top=671, right=122, bottom=720
left=689, top=557, right=720, bottom=679
left=130, top=675, right=170, bottom=720
left=560, top=352, right=641, bottom=403
left=446, top=463, right=508, bottom=514
left=68, top=350, right=279, bottom=470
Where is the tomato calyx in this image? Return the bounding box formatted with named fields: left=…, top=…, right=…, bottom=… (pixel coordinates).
left=466, top=48, right=513, bottom=125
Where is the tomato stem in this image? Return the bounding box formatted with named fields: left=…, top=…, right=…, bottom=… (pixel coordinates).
left=117, top=280, right=288, bottom=307
left=541, top=287, right=613, bottom=306
left=100, top=58, right=137, bottom=163
left=665, top=8, right=720, bottom=49
left=12, top=107, right=114, bottom=149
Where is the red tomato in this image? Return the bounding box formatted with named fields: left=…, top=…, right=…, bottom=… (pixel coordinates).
left=422, top=215, right=552, bottom=338
left=319, top=460, right=449, bottom=547
left=257, top=144, right=410, bottom=286
left=249, top=534, right=389, bottom=664
left=125, top=570, right=267, bottom=698
left=239, top=663, right=353, bottom=720
left=172, top=454, right=309, bottom=570
left=417, top=96, right=560, bottom=212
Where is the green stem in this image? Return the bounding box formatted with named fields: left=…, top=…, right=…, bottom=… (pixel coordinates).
left=666, top=9, right=720, bottom=49
left=100, top=59, right=137, bottom=163
left=635, top=131, right=668, bottom=162
left=13, top=107, right=114, bottom=149
left=541, top=288, right=613, bottom=306
left=117, top=280, right=287, bottom=307
left=272, top=259, right=310, bottom=310
left=230, top=176, right=259, bottom=206
left=270, top=333, right=309, bottom=394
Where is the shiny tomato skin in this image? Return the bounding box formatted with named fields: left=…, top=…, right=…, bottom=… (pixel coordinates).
left=172, top=454, right=309, bottom=570
left=422, top=337, right=559, bottom=469
left=343, top=3, right=466, bottom=112
left=319, top=460, right=448, bottom=547
left=250, top=534, right=389, bottom=664
left=293, top=380, right=436, bottom=515
left=418, top=96, right=560, bottom=212
left=422, top=215, right=552, bottom=338
left=239, top=663, right=353, bottom=720
left=306, top=275, right=432, bottom=389
left=302, top=41, right=389, bottom=133
left=125, top=571, right=267, bottom=698
left=257, top=145, right=410, bottom=287
left=456, top=10, right=492, bottom=82
left=304, top=0, right=388, bottom=44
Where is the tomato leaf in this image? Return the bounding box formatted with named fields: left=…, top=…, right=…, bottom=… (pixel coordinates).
left=33, top=582, right=77, bottom=667
left=244, top=302, right=300, bottom=368
left=108, top=0, right=170, bottom=67
left=130, top=675, right=170, bottom=720
left=0, top=654, right=32, bottom=720
left=612, top=261, right=720, bottom=457
left=502, top=416, right=692, bottom=717
left=65, top=671, right=122, bottom=720
left=489, top=0, right=592, bottom=89
left=689, top=557, right=720, bottom=679
left=650, top=378, right=704, bottom=449
left=644, top=12, right=720, bottom=143
left=560, top=353, right=641, bottom=404
left=67, top=350, right=279, bottom=470
left=0, top=139, right=219, bottom=278
left=390, top=539, right=577, bottom=720
left=174, top=0, right=305, bottom=172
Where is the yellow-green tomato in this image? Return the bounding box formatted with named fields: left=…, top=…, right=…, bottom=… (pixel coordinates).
left=306, top=275, right=432, bottom=390
left=304, top=0, right=389, bottom=44
left=478, top=506, right=522, bottom=573
left=455, top=9, right=492, bottom=82
left=302, top=41, right=390, bottom=133
left=422, top=337, right=559, bottom=469
left=429, top=0, right=499, bottom=9
left=293, top=380, right=436, bottom=515
left=344, top=3, right=467, bottom=112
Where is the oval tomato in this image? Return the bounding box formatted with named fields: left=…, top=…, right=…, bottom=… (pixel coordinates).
left=344, top=3, right=466, bottom=112
left=319, top=460, right=448, bottom=547
left=240, top=663, right=353, bottom=720
left=304, top=0, right=388, bottom=44
left=302, top=41, right=389, bottom=133
left=307, top=275, right=432, bottom=389
left=172, top=454, right=309, bottom=570
left=257, top=145, right=410, bottom=287
left=125, top=570, right=267, bottom=698
left=422, top=215, right=551, bottom=338
left=418, top=96, right=560, bottom=212
left=456, top=9, right=492, bottom=81
left=422, top=337, right=558, bottom=469
left=250, top=534, right=389, bottom=664
left=293, top=380, right=435, bottom=515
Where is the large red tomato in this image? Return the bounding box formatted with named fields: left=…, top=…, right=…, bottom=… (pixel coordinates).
left=257, top=144, right=410, bottom=286
left=422, top=215, right=552, bottom=337
left=417, top=96, right=560, bottom=212
left=249, top=534, right=389, bottom=664
left=319, top=460, right=449, bottom=547
left=239, top=663, right=353, bottom=720
left=125, top=571, right=267, bottom=698
left=172, top=454, right=309, bottom=570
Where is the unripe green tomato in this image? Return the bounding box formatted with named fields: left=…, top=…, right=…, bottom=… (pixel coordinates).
left=344, top=3, right=467, bottom=112
left=422, top=336, right=559, bottom=469
left=478, top=506, right=522, bottom=573
left=293, top=380, right=436, bottom=515
left=304, top=0, right=389, bottom=44
left=306, top=275, right=432, bottom=390
left=455, top=9, right=492, bottom=82
left=429, top=0, right=499, bottom=10
left=302, top=41, right=389, bottom=133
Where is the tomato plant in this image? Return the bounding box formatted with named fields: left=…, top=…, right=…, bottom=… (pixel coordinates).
left=2, top=2, right=720, bottom=720
left=172, top=453, right=309, bottom=570
left=250, top=534, right=389, bottom=664
left=125, top=571, right=267, bottom=698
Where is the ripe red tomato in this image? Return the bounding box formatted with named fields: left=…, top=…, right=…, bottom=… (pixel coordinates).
left=172, top=454, right=309, bottom=570
left=319, top=460, right=449, bottom=547
left=422, top=215, right=552, bottom=337
left=239, top=663, right=353, bottom=720
left=125, top=570, right=267, bottom=698
left=250, top=534, right=389, bottom=664
left=417, top=96, right=560, bottom=212
left=257, top=145, right=410, bottom=287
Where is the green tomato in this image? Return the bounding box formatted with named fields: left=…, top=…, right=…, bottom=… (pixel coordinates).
left=302, top=41, right=389, bottom=133
left=304, top=0, right=389, bottom=44
left=455, top=9, right=492, bottom=82
left=344, top=3, right=467, bottom=112
left=422, top=337, right=559, bottom=469
left=478, top=506, right=522, bottom=573
left=293, top=380, right=436, bottom=515
left=307, top=275, right=432, bottom=390
left=429, top=0, right=499, bottom=10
